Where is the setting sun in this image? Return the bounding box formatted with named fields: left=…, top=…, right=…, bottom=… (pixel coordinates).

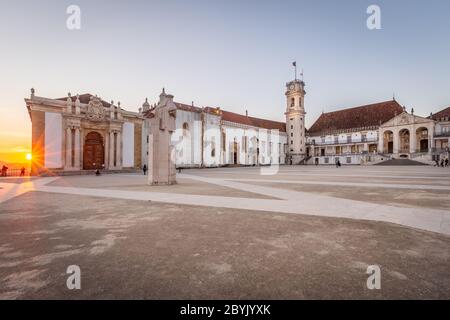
left=26, top=153, right=32, bottom=161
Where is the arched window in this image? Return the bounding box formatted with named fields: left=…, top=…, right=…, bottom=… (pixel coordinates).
left=291, top=98, right=295, bottom=107
left=182, top=122, right=189, bottom=136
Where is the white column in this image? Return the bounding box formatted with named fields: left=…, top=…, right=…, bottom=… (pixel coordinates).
left=378, top=131, right=384, bottom=153
left=393, top=130, right=399, bottom=154
left=65, top=127, right=72, bottom=169
left=430, top=134, right=435, bottom=154
left=117, top=131, right=122, bottom=168
left=109, top=131, right=115, bottom=169
left=410, top=129, right=416, bottom=153
left=74, top=128, right=81, bottom=169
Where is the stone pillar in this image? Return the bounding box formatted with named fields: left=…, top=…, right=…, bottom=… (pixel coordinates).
left=74, top=128, right=81, bottom=168
left=117, top=131, right=122, bottom=168
left=393, top=130, right=399, bottom=154
left=109, top=131, right=115, bottom=169
left=65, top=127, right=72, bottom=169
left=410, top=129, right=416, bottom=154
left=430, top=134, right=435, bottom=154
left=148, top=88, right=177, bottom=185
left=378, top=131, right=384, bottom=153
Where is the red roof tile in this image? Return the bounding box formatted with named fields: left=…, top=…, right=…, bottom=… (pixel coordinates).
left=430, top=106, right=450, bottom=121
left=221, top=110, right=286, bottom=131
left=173, top=102, right=286, bottom=131
left=308, top=100, right=404, bottom=135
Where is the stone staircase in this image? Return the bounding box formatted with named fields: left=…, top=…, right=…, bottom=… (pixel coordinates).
left=374, top=158, right=428, bottom=166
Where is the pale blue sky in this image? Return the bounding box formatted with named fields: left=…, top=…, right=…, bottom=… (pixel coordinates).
left=0, top=0, right=449, bottom=144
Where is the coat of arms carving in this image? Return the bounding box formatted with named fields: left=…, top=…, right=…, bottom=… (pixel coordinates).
left=86, top=96, right=106, bottom=121
left=399, top=114, right=409, bottom=125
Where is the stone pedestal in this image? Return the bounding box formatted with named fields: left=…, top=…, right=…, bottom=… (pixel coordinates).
left=147, top=89, right=177, bottom=185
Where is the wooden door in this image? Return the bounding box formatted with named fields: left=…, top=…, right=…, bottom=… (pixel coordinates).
left=83, top=132, right=104, bottom=170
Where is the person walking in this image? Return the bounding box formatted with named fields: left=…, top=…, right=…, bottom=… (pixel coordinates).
left=143, top=164, right=147, bottom=175
left=20, top=167, right=25, bottom=176
left=445, top=158, right=449, bottom=167
left=440, top=159, right=445, bottom=168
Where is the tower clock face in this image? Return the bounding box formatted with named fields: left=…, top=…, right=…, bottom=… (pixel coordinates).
left=290, top=84, right=295, bottom=90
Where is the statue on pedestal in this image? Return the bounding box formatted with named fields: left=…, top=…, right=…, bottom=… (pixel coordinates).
left=147, top=88, right=177, bottom=185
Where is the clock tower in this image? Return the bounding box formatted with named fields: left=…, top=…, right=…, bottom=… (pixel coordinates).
left=285, top=79, right=306, bottom=164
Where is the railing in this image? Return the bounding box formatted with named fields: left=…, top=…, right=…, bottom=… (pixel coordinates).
left=0, top=168, right=30, bottom=177
left=308, top=138, right=378, bottom=146
left=434, top=132, right=450, bottom=138
left=431, top=148, right=449, bottom=154
left=311, top=152, right=375, bottom=157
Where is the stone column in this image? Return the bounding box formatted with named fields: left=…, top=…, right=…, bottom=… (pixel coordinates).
left=410, top=129, right=416, bottom=154
left=430, top=134, right=435, bottom=154
left=74, top=128, right=81, bottom=168
left=109, top=131, right=115, bottom=169
left=117, top=131, right=122, bottom=168
left=378, top=131, right=384, bottom=153
left=393, top=130, right=399, bottom=154
left=66, top=127, right=72, bottom=169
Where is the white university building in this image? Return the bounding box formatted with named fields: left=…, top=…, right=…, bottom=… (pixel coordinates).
left=25, top=79, right=450, bottom=175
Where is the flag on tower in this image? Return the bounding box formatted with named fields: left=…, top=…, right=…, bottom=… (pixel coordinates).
left=292, top=61, right=296, bottom=67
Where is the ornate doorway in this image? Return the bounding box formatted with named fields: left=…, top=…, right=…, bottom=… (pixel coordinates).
left=83, top=132, right=104, bottom=169
left=233, top=141, right=238, bottom=164
left=399, top=129, right=410, bottom=154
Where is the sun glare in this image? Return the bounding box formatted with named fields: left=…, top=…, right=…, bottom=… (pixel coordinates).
left=26, top=153, right=32, bottom=161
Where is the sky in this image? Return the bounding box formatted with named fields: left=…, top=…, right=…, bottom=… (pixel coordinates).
left=0, top=0, right=449, bottom=164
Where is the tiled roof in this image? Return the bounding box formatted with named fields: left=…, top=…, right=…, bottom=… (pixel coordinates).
left=430, top=106, right=450, bottom=121
left=308, top=100, right=404, bottom=135
left=221, top=110, right=286, bottom=131
left=173, top=102, right=286, bottom=131
left=174, top=102, right=203, bottom=113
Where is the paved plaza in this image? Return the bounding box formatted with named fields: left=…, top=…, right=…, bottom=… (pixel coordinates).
left=0, top=165, right=449, bottom=299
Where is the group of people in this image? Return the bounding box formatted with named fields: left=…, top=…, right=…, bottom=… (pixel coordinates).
left=0, top=166, right=26, bottom=177
left=435, top=158, right=449, bottom=167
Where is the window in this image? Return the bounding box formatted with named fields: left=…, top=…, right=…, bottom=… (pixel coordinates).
left=222, top=132, right=226, bottom=151
left=291, top=98, right=295, bottom=107
left=291, top=140, right=293, bottom=145
left=291, top=132, right=293, bottom=137
left=324, top=157, right=329, bottom=164
left=361, top=134, right=367, bottom=142
left=346, top=157, right=351, bottom=164
left=291, top=125, right=293, bottom=129
left=182, top=123, right=189, bottom=136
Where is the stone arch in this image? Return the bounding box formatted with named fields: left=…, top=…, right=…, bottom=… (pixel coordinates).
left=399, top=128, right=410, bottom=154
left=416, top=127, right=429, bottom=152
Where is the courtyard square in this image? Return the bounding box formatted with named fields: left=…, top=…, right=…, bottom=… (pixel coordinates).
left=0, top=165, right=449, bottom=299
